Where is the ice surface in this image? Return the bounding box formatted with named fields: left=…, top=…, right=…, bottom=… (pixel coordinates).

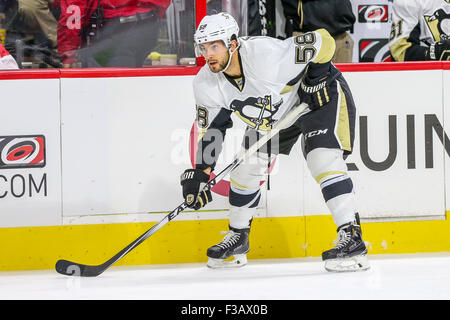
left=1, top=253, right=449, bottom=300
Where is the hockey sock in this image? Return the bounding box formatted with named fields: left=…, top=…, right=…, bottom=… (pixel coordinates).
left=306, top=147, right=357, bottom=227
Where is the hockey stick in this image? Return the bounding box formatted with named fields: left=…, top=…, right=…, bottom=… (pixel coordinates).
left=55, top=102, right=309, bottom=277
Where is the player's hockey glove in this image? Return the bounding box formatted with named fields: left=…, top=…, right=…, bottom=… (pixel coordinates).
left=299, top=63, right=333, bottom=110
left=180, top=168, right=212, bottom=210
left=428, top=40, right=450, bottom=60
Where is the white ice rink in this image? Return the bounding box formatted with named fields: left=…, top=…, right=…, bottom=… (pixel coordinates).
left=1, top=253, right=449, bottom=300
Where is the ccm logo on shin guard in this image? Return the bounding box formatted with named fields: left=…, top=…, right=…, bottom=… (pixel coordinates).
left=305, top=129, right=328, bottom=139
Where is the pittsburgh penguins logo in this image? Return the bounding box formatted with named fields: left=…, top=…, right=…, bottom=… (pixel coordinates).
left=230, top=95, right=282, bottom=130
left=425, top=9, right=450, bottom=41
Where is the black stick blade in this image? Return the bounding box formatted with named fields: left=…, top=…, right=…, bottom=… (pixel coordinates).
left=55, top=259, right=104, bottom=277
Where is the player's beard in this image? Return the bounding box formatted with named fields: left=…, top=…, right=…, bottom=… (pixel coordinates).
left=207, top=51, right=230, bottom=73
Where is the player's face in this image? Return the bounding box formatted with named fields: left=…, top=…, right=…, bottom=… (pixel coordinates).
left=198, top=41, right=230, bottom=73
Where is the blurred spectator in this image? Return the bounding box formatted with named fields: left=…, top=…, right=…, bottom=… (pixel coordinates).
left=247, top=0, right=275, bottom=37
left=281, top=0, right=355, bottom=63
left=0, top=42, right=19, bottom=68
left=0, top=0, right=9, bottom=23
left=17, top=0, right=58, bottom=48
left=1, top=0, right=61, bottom=68
left=206, top=0, right=276, bottom=38
left=58, top=0, right=171, bottom=67
left=207, top=0, right=247, bottom=34
left=0, top=0, right=14, bottom=46
left=389, top=0, right=450, bottom=61
left=0, top=9, right=5, bottom=45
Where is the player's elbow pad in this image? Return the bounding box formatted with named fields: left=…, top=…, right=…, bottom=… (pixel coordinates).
left=312, top=28, right=336, bottom=64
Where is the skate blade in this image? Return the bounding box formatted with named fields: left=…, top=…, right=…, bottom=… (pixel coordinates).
left=206, top=254, right=248, bottom=269
left=324, top=254, right=370, bottom=273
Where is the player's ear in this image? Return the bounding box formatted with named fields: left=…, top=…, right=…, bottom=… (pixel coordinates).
left=230, top=35, right=238, bottom=50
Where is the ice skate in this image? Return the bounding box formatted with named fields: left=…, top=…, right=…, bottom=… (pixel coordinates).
left=206, top=226, right=250, bottom=269
left=322, top=218, right=370, bottom=272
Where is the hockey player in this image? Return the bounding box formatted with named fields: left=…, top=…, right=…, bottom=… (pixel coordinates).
left=180, top=12, right=369, bottom=272
left=389, top=0, right=450, bottom=61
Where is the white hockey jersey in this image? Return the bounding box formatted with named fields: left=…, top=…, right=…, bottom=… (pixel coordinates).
left=389, top=0, right=450, bottom=61
left=193, top=29, right=336, bottom=134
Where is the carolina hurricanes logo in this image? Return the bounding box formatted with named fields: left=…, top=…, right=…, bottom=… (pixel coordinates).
left=425, top=9, right=450, bottom=41
left=230, top=95, right=282, bottom=131
left=0, top=135, right=46, bottom=169
left=358, top=5, right=389, bottom=23
left=359, top=38, right=391, bottom=62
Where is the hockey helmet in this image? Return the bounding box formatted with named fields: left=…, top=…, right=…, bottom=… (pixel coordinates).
left=194, top=12, right=239, bottom=57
